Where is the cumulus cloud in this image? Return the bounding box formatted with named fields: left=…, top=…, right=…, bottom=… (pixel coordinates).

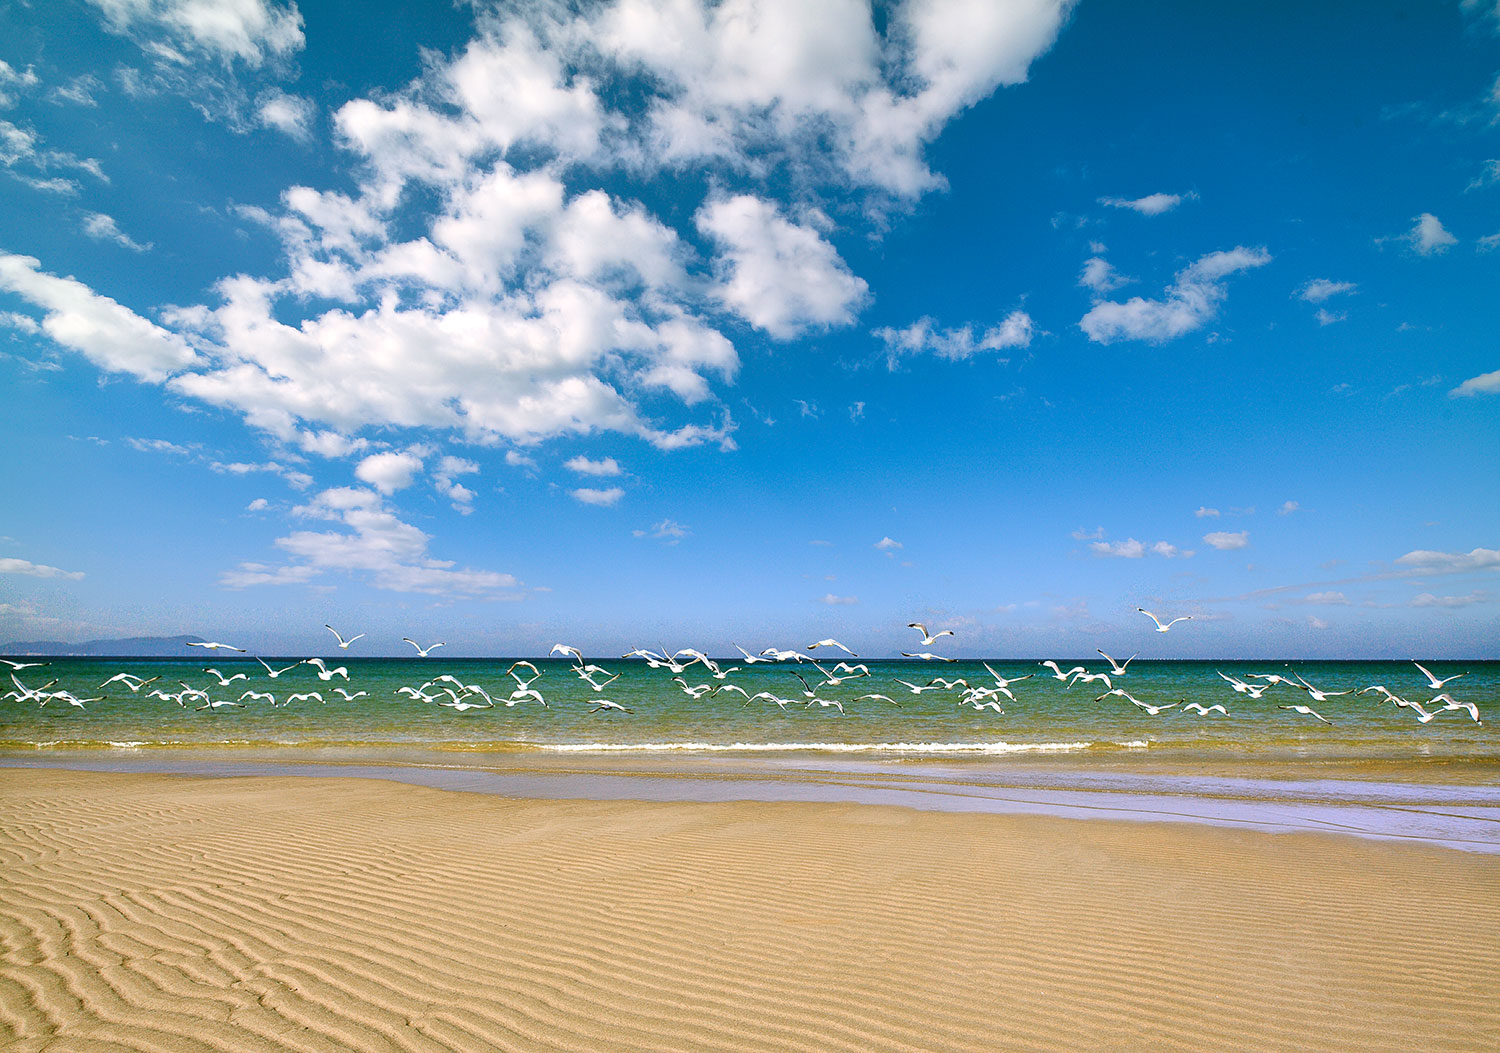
left=246, top=497, right=269, bottom=512
left=1195, top=506, right=1220, bottom=518
left=354, top=451, right=423, bottom=494
left=433, top=455, right=478, bottom=513
left=82, top=212, right=152, bottom=252
left=1302, top=591, right=1348, bottom=605
left=1394, top=547, right=1500, bottom=573
left=85, top=0, right=306, bottom=67
left=570, top=486, right=624, bottom=507
left=1450, top=368, right=1500, bottom=397
left=1079, top=246, right=1271, bottom=344
left=1278, top=501, right=1299, bottom=515
left=633, top=518, right=690, bottom=544
left=1078, top=255, right=1129, bottom=293
left=0, top=557, right=84, bottom=580
left=1203, top=530, right=1249, bottom=550
left=1090, top=538, right=1182, bottom=558
left=819, top=593, right=858, bottom=605
left=257, top=89, right=315, bottom=140
left=1410, top=591, right=1488, bottom=608
left=220, top=486, right=517, bottom=595
left=874, top=536, right=903, bottom=553
left=872, top=310, right=1033, bottom=366
left=564, top=455, right=622, bottom=477
left=1070, top=525, right=1105, bottom=540
left=0, top=60, right=40, bottom=108
left=1097, top=191, right=1194, bottom=215
left=1297, top=279, right=1356, bottom=303
left=1403, top=213, right=1457, bottom=255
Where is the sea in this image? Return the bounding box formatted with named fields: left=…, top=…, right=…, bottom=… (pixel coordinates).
left=3, top=655, right=1495, bottom=761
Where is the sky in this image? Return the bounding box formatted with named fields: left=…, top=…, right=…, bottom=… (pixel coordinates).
left=0, top=0, right=1497, bottom=658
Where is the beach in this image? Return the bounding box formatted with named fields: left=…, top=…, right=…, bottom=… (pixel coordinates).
left=3, top=767, right=1498, bottom=1052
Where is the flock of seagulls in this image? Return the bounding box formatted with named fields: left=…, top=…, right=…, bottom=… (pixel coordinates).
left=0, top=618, right=1486, bottom=730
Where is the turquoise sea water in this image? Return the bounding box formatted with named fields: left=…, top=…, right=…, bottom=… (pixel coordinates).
left=3, top=656, right=1496, bottom=760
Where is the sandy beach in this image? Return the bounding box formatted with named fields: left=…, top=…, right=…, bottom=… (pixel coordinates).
left=2, top=768, right=1498, bottom=1052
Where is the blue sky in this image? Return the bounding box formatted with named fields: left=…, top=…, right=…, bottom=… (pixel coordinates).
left=1, top=0, right=1497, bottom=658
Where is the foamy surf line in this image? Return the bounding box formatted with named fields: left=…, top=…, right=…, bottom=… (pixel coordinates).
left=2, top=753, right=1498, bottom=853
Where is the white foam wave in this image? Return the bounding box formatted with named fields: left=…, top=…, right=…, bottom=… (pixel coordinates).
left=540, top=740, right=1149, bottom=755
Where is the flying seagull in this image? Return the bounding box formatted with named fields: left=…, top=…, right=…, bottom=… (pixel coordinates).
left=907, top=622, right=955, bottom=645
left=186, top=640, right=247, bottom=652
left=1413, top=662, right=1465, bottom=691
left=1137, top=608, right=1191, bottom=632
left=325, top=624, right=366, bottom=649
left=1096, top=649, right=1137, bottom=676
left=403, top=638, right=445, bottom=657
left=807, top=638, right=857, bottom=656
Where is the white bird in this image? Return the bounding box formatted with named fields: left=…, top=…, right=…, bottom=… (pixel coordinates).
left=1428, top=694, right=1482, bottom=724
left=10, top=675, right=58, bottom=703
left=761, top=648, right=814, bottom=663
left=732, top=645, right=773, bottom=665
left=1292, top=673, right=1350, bottom=702
left=1094, top=688, right=1142, bottom=706
left=804, top=696, right=846, bottom=714
left=1280, top=704, right=1333, bottom=725
left=437, top=697, right=492, bottom=712
left=1357, top=685, right=1401, bottom=702
left=623, top=647, right=668, bottom=663
left=507, top=661, right=541, bottom=687
left=812, top=662, right=865, bottom=686
left=304, top=657, right=350, bottom=681
left=673, top=677, right=716, bottom=699
left=1069, top=670, right=1112, bottom=690
left=1182, top=702, right=1229, bottom=716
left=715, top=684, right=750, bottom=700
left=907, top=623, right=955, bottom=645
left=203, top=668, right=248, bottom=686
left=196, top=699, right=245, bottom=711
left=927, top=677, right=970, bottom=690
left=239, top=691, right=277, bottom=705
left=1096, top=650, right=1137, bottom=676
left=332, top=688, right=367, bottom=700
left=187, top=640, right=247, bottom=652
left=590, top=698, right=633, bottom=714
left=745, top=691, right=793, bottom=710
left=961, top=695, right=1006, bottom=714
left=1041, top=661, right=1085, bottom=682
left=808, top=638, right=857, bottom=656
left=286, top=692, right=325, bottom=704
left=402, top=638, right=445, bottom=657
left=901, top=652, right=956, bottom=662
left=1413, top=662, right=1465, bottom=691
left=965, top=684, right=1015, bottom=702
left=508, top=687, right=548, bottom=708
left=1, top=658, right=50, bottom=670
left=577, top=668, right=619, bottom=691
left=1400, top=701, right=1439, bottom=724
left=551, top=643, right=585, bottom=663
left=255, top=657, right=301, bottom=679
left=1246, top=673, right=1298, bottom=686
left=1132, top=699, right=1178, bottom=716
left=100, top=672, right=161, bottom=692
left=854, top=693, right=903, bottom=708
left=1137, top=608, right=1192, bottom=632
left=324, top=624, right=365, bottom=649
left=894, top=679, right=946, bottom=695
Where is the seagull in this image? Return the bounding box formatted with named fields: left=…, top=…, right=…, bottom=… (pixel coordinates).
left=402, top=638, right=445, bottom=657
left=577, top=668, right=619, bottom=691
left=332, top=688, right=368, bottom=700
left=304, top=657, right=350, bottom=681
left=813, top=662, right=867, bottom=686
left=960, top=694, right=1006, bottom=714
left=238, top=690, right=277, bottom=705
left=589, top=698, right=633, bottom=714
left=203, top=668, right=248, bottom=686
left=965, top=685, right=1015, bottom=702
left=506, top=661, right=541, bottom=687
left=732, top=645, right=773, bottom=665
left=1132, top=699, right=1178, bottom=716
left=623, top=647, right=668, bottom=664
left=0, top=658, right=49, bottom=670
left=984, top=663, right=1032, bottom=690
left=551, top=643, right=585, bottom=663
left=324, top=624, right=366, bottom=649
left=808, top=639, right=857, bottom=656
left=1182, top=702, right=1229, bottom=716
left=1280, top=704, right=1333, bottom=725
left=1096, top=649, right=1138, bottom=676
left=714, top=684, right=750, bottom=700
left=854, top=693, right=903, bottom=708
left=1400, top=701, right=1439, bottom=724
left=907, top=623, right=954, bottom=645
left=286, top=692, right=325, bottom=704
left=1137, top=608, right=1192, bottom=632
left=1428, top=694, right=1482, bottom=723
left=100, top=672, right=161, bottom=692
left=894, top=679, right=947, bottom=695
left=1069, top=670, right=1113, bottom=690
left=255, top=657, right=301, bottom=679
left=1292, top=673, right=1351, bottom=702
left=1094, top=688, right=1142, bottom=706
left=673, top=677, right=716, bottom=700
left=1413, top=662, right=1465, bottom=691
left=745, top=691, right=793, bottom=710
left=1246, top=673, right=1298, bottom=687
left=507, top=687, right=548, bottom=708
left=901, top=652, right=956, bottom=662
left=1041, top=661, right=1086, bottom=682
left=804, top=696, right=846, bottom=714
left=437, top=697, right=493, bottom=712
left=760, top=648, right=814, bottom=663
left=10, top=675, right=59, bottom=703
left=196, top=699, right=245, bottom=711
left=187, top=640, right=247, bottom=652
left=928, top=677, right=970, bottom=690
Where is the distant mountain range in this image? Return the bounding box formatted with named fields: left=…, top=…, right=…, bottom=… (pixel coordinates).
left=0, top=635, right=207, bottom=657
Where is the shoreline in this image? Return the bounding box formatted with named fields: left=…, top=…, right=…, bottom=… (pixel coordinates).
left=2, top=768, right=1498, bottom=1051
left=5, top=747, right=1499, bottom=853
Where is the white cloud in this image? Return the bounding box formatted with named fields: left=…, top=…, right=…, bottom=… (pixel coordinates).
left=1079, top=246, right=1271, bottom=344
left=257, top=89, right=315, bottom=140
left=82, top=212, right=152, bottom=252
left=564, top=455, right=622, bottom=477
left=1404, top=213, right=1457, bottom=255
left=1466, top=159, right=1500, bottom=192
left=52, top=75, right=103, bottom=108
left=1302, top=591, right=1348, bottom=605
left=875, top=536, right=903, bottom=553
left=125, top=436, right=191, bottom=455
left=1314, top=308, right=1345, bottom=326
left=1203, top=530, right=1249, bottom=550
left=872, top=310, right=1033, bottom=365
left=1278, top=500, right=1299, bottom=515
left=570, top=486, right=624, bottom=507
left=1070, top=525, right=1105, bottom=540
left=354, top=450, right=423, bottom=494
left=221, top=486, right=517, bottom=595
left=1097, top=191, right=1194, bottom=215
left=1195, top=506, right=1220, bottom=518
left=246, top=497, right=269, bottom=512
left=1307, top=615, right=1330, bottom=630
left=633, top=518, right=689, bottom=544
left=1079, top=256, right=1129, bottom=293
left=1090, top=538, right=1181, bottom=559
left=0, top=557, right=84, bottom=580
left=209, top=459, right=310, bottom=489
left=1297, top=279, right=1356, bottom=303
left=819, top=593, right=858, bottom=605
left=1450, top=368, right=1500, bottom=397
left=697, top=194, right=867, bottom=339
left=505, top=450, right=537, bottom=469
left=1410, top=591, right=1488, bottom=608
left=0, top=60, right=40, bottom=108
left=0, top=252, right=197, bottom=381
left=1394, top=547, right=1500, bottom=573
left=433, top=455, right=479, bottom=513
left=85, top=0, right=306, bottom=67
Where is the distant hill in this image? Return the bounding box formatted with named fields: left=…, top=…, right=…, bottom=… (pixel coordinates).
left=0, top=635, right=208, bottom=657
